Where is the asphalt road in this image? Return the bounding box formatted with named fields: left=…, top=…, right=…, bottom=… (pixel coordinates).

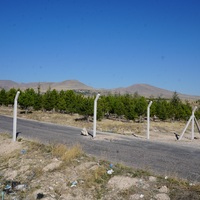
left=1, top=115, right=200, bottom=182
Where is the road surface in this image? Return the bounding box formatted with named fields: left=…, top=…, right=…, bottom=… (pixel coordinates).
left=0, top=115, right=200, bottom=182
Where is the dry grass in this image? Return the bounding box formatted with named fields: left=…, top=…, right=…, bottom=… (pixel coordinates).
left=52, top=143, right=83, bottom=163
left=52, top=143, right=68, bottom=157
left=0, top=106, right=190, bottom=136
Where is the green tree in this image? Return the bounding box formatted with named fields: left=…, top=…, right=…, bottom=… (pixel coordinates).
left=169, top=92, right=182, bottom=120
left=34, top=93, right=42, bottom=111
left=195, top=107, right=200, bottom=120
left=78, top=96, right=93, bottom=121
left=134, top=96, right=148, bottom=117
left=42, top=89, right=58, bottom=111
left=97, top=95, right=110, bottom=119
left=113, top=95, right=125, bottom=117
left=155, top=98, right=169, bottom=120
left=105, top=95, right=116, bottom=115
left=7, top=88, right=17, bottom=105
left=18, top=88, right=36, bottom=112
left=123, top=94, right=137, bottom=120
left=178, top=102, right=191, bottom=120
left=34, top=84, right=42, bottom=110
left=65, top=90, right=77, bottom=114
left=57, top=90, right=66, bottom=112
left=0, top=89, right=7, bottom=105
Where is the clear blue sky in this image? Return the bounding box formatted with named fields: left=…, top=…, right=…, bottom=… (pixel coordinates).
left=0, top=0, right=200, bottom=95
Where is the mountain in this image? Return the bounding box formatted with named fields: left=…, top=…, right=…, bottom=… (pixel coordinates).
left=0, top=80, right=199, bottom=100
left=108, top=84, right=176, bottom=98
left=0, top=80, right=20, bottom=90
left=0, top=80, right=94, bottom=92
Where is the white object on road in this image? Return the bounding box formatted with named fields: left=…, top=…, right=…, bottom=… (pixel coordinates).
left=81, top=127, right=88, bottom=136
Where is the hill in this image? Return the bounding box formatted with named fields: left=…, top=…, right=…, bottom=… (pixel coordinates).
left=0, top=80, right=200, bottom=100
left=105, top=83, right=200, bottom=100
left=0, top=80, right=94, bottom=93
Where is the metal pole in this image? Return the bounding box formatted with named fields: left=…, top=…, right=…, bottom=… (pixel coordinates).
left=93, top=93, right=100, bottom=138
left=13, top=91, right=20, bottom=142
left=147, top=101, right=152, bottom=140
left=179, top=106, right=197, bottom=140
left=191, top=106, right=197, bottom=140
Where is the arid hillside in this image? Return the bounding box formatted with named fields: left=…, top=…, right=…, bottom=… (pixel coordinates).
left=1, top=79, right=200, bottom=100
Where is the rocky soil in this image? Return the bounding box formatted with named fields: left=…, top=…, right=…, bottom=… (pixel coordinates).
left=0, top=134, right=200, bottom=200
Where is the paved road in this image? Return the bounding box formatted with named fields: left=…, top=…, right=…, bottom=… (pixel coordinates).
left=1, top=115, right=200, bottom=182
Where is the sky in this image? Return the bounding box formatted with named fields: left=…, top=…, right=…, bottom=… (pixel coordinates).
left=0, top=0, right=200, bottom=95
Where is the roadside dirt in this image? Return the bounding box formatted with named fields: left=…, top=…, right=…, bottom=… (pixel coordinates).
left=1, top=134, right=200, bottom=200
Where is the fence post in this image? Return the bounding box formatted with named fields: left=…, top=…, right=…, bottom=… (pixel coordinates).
left=93, top=93, right=100, bottom=138
left=13, top=91, right=20, bottom=142
left=147, top=101, right=153, bottom=140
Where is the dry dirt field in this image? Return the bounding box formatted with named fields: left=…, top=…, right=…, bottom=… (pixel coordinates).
left=1, top=106, right=200, bottom=199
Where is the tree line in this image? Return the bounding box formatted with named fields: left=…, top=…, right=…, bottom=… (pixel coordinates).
left=0, top=87, right=200, bottom=121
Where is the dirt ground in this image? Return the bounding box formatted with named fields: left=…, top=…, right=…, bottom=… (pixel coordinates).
left=1, top=134, right=200, bottom=200
left=1, top=106, right=200, bottom=199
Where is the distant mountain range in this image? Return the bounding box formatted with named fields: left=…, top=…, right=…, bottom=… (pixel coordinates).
left=0, top=80, right=199, bottom=100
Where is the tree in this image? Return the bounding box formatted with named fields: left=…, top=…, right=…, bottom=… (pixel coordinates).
left=134, top=96, right=148, bottom=117
left=123, top=94, right=137, bottom=120
left=113, top=96, right=125, bottom=117
left=18, top=88, right=36, bottom=112
left=65, top=90, right=77, bottom=114
left=34, top=93, right=42, bottom=111
left=155, top=98, right=169, bottom=120
left=78, top=96, right=93, bottom=121
left=98, top=95, right=110, bottom=119
left=34, top=84, right=42, bottom=110
left=0, top=89, right=7, bottom=105
left=105, top=95, right=116, bottom=115
left=169, top=92, right=182, bottom=120
left=57, top=90, right=66, bottom=112
left=42, top=89, right=58, bottom=111
left=7, top=88, right=17, bottom=106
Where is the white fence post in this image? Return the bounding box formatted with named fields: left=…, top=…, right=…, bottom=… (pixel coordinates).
left=191, top=106, right=198, bottom=140
left=147, top=101, right=153, bottom=140
left=179, top=106, right=198, bottom=140
left=93, top=93, right=100, bottom=138
left=13, top=91, right=20, bottom=142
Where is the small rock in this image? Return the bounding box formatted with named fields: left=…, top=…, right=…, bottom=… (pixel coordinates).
left=36, top=193, right=44, bottom=199
left=43, top=160, right=62, bottom=172
left=107, top=176, right=138, bottom=190
left=15, top=184, right=27, bottom=191
left=81, top=127, right=88, bottom=136
left=155, top=193, right=170, bottom=200
left=158, top=186, right=169, bottom=193
left=140, top=194, right=144, bottom=198
left=149, top=176, right=157, bottom=182
left=129, top=194, right=142, bottom=200
left=49, top=186, right=54, bottom=191
left=4, top=170, right=18, bottom=180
